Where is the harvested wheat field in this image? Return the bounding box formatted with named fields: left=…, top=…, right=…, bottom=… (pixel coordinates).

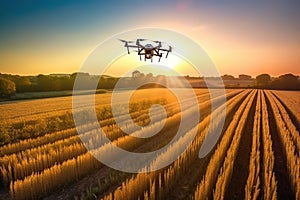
left=0, top=89, right=299, bottom=200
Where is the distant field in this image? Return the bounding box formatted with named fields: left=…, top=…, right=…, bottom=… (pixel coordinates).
left=0, top=89, right=299, bottom=200
left=0, top=88, right=179, bottom=124
left=4, top=89, right=108, bottom=101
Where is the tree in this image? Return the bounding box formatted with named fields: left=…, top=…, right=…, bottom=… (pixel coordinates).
left=13, top=76, right=31, bottom=92
left=222, top=74, right=235, bottom=80
left=238, top=74, right=252, bottom=80
left=255, top=74, right=271, bottom=88
left=37, top=75, right=61, bottom=91
left=146, top=73, right=153, bottom=79
left=0, top=77, right=16, bottom=98
left=278, top=73, right=298, bottom=84
left=71, top=72, right=95, bottom=90
left=271, top=73, right=300, bottom=90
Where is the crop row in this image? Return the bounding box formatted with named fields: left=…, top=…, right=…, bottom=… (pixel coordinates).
left=100, top=90, right=250, bottom=200
left=244, top=90, right=262, bottom=200
left=8, top=91, right=213, bottom=200
left=265, top=90, right=300, bottom=199
left=0, top=99, right=167, bottom=156
left=261, top=91, right=277, bottom=199
left=9, top=90, right=242, bottom=200
left=213, top=90, right=256, bottom=199
left=1, top=98, right=180, bottom=185
left=194, top=90, right=255, bottom=200
left=1, top=89, right=216, bottom=157
left=269, top=91, right=300, bottom=150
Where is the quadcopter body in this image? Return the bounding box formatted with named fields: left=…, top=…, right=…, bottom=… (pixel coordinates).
left=119, top=39, right=172, bottom=62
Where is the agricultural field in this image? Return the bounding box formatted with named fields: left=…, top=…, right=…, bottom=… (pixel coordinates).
left=0, top=88, right=299, bottom=200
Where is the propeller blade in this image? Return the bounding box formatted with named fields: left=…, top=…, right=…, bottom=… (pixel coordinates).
left=118, top=39, right=126, bottom=43
left=118, top=39, right=134, bottom=43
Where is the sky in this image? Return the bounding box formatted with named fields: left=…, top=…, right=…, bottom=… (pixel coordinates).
left=0, top=0, right=299, bottom=77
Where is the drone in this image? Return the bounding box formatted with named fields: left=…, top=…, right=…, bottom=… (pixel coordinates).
left=119, top=39, right=172, bottom=62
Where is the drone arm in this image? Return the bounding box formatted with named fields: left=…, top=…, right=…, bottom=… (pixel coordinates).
left=125, top=44, right=130, bottom=54
left=137, top=49, right=145, bottom=61
left=153, top=49, right=160, bottom=55
left=158, top=53, right=162, bottom=62
left=124, top=45, right=139, bottom=54
left=119, top=39, right=141, bottom=54
left=126, top=45, right=139, bottom=48
left=156, top=42, right=162, bottom=48
left=136, top=39, right=146, bottom=50
left=159, top=48, right=170, bottom=52
left=165, top=51, right=169, bottom=58
left=159, top=47, right=172, bottom=58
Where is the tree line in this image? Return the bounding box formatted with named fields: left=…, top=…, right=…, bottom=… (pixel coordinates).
left=0, top=73, right=120, bottom=98
left=0, top=72, right=299, bottom=98
left=255, top=73, right=300, bottom=90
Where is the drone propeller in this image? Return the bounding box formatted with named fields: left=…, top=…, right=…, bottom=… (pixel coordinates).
left=151, top=40, right=161, bottom=43
left=118, top=39, right=134, bottom=43
left=118, top=39, right=126, bottom=43
left=119, top=39, right=132, bottom=54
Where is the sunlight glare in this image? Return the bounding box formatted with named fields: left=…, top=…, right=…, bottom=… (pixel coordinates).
left=152, top=53, right=182, bottom=69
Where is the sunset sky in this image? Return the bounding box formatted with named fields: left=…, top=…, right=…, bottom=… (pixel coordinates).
left=0, top=0, right=299, bottom=77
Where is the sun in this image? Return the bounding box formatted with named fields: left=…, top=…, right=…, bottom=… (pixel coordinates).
left=105, top=52, right=188, bottom=77
left=153, top=53, right=182, bottom=69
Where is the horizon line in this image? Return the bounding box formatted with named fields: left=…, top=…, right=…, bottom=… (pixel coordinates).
left=1, top=71, right=299, bottom=78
